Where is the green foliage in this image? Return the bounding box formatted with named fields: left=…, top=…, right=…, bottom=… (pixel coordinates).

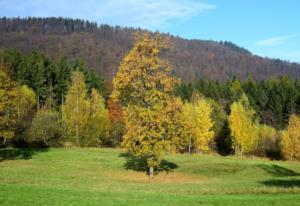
left=254, top=124, right=280, bottom=158
left=62, top=71, right=89, bottom=145
left=209, top=99, right=232, bottom=154
left=230, top=78, right=243, bottom=102
left=13, top=85, right=36, bottom=142
left=83, top=89, right=111, bottom=147
left=28, top=109, right=62, bottom=146
left=63, top=71, right=110, bottom=147
left=177, top=76, right=300, bottom=129
left=3, top=50, right=107, bottom=109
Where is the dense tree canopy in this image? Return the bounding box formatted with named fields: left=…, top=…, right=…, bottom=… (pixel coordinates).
left=112, top=33, right=183, bottom=176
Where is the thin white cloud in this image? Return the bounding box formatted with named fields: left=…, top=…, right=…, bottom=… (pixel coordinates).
left=256, top=34, right=298, bottom=47
left=0, top=0, right=216, bottom=30
left=94, top=0, right=216, bottom=29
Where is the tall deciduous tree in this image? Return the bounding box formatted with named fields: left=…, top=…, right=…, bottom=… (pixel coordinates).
left=181, top=94, right=214, bottom=154
left=112, top=33, right=182, bottom=177
left=84, top=88, right=111, bottom=146
left=281, top=114, right=300, bottom=160
left=107, top=98, right=124, bottom=146
left=229, top=93, right=256, bottom=156
left=14, top=85, right=36, bottom=139
left=0, top=64, right=17, bottom=144
left=62, top=71, right=89, bottom=145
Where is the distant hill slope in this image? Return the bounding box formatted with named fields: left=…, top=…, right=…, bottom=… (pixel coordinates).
left=1, top=17, right=300, bottom=82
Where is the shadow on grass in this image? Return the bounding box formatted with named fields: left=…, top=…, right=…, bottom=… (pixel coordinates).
left=258, top=164, right=300, bottom=177
left=120, top=153, right=178, bottom=174
left=261, top=179, right=300, bottom=188
left=0, top=148, right=48, bottom=162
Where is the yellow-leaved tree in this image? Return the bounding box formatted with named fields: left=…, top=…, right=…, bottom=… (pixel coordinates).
left=84, top=88, right=111, bottom=146
left=0, top=64, right=17, bottom=144
left=63, top=71, right=110, bottom=147
left=1, top=63, right=36, bottom=145
left=281, top=114, right=300, bottom=160
left=181, top=93, right=214, bottom=154
left=15, top=85, right=36, bottom=137
left=229, top=93, right=256, bottom=156
left=112, top=33, right=182, bottom=177
left=62, top=71, right=89, bottom=145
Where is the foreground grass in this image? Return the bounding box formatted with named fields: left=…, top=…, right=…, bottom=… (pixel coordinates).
left=0, top=148, right=300, bottom=205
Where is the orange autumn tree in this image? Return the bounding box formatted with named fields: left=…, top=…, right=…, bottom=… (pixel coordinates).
left=111, top=33, right=182, bottom=177
left=107, top=98, right=124, bottom=146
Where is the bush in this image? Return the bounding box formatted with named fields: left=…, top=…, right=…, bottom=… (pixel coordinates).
left=253, top=124, right=281, bottom=159
left=28, top=109, right=63, bottom=147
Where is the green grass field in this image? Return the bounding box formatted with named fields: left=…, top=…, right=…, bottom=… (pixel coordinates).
left=0, top=148, right=300, bottom=205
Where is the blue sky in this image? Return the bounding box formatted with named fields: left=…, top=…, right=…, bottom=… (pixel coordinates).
left=1, top=0, right=300, bottom=62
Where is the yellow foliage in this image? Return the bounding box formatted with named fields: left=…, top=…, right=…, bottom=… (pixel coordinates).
left=281, top=114, right=300, bottom=160
left=15, top=85, right=36, bottom=131
left=229, top=94, right=256, bottom=155
left=112, top=33, right=182, bottom=169
left=0, top=65, right=17, bottom=142
left=63, top=71, right=111, bottom=146
left=62, top=71, right=90, bottom=145
left=85, top=88, right=111, bottom=146
left=181, top=96, right=214, bottom=153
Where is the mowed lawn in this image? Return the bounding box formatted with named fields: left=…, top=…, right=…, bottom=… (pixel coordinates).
left=0, top=148, right=300, bottom=206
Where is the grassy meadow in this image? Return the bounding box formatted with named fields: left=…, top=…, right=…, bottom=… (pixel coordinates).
left=0, top=148, right=300, bottom=205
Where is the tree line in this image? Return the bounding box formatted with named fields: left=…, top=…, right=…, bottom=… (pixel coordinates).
left=1, top=34, right=300, bottom=177
left=0, top=49, right=117, bottom=147
left=176, top=76, right=300, bottom=129
left=2, top=17, right=300, bottom=82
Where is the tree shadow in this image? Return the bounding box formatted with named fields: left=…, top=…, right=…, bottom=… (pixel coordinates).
left=0, top=148, right=48, bottom=162
left=257, top=164, right=300, bottom=177
left=119, top=152, right=178, bottom=174
left=261, top=179, right=300, bottom=188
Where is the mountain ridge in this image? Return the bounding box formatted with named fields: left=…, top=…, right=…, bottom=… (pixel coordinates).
left=1, top=17, right=300, bottom=82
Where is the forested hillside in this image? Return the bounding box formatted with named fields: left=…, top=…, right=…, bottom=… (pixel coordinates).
left=1, top=17, right=300, bottom=82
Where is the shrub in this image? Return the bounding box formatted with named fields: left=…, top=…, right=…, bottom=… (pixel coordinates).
left=28, top=109, right=63, bottom=147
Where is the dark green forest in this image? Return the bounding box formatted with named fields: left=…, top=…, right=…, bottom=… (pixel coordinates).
left=2, top=49, right=108, bottom=107
left=176, top=76, right=300, bottom=129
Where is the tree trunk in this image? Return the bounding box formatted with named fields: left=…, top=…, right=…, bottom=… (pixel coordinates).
left=149, top=166, right=154, bottom=179
left=37, top=95, right=40, bottom=110
left=235, top=144, right=239, bottom=156
left=76, top=89, right=79, bottom=145
left=188, top=138, right=191, bottom=155
left=61, top=94, right=64, bottom=134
